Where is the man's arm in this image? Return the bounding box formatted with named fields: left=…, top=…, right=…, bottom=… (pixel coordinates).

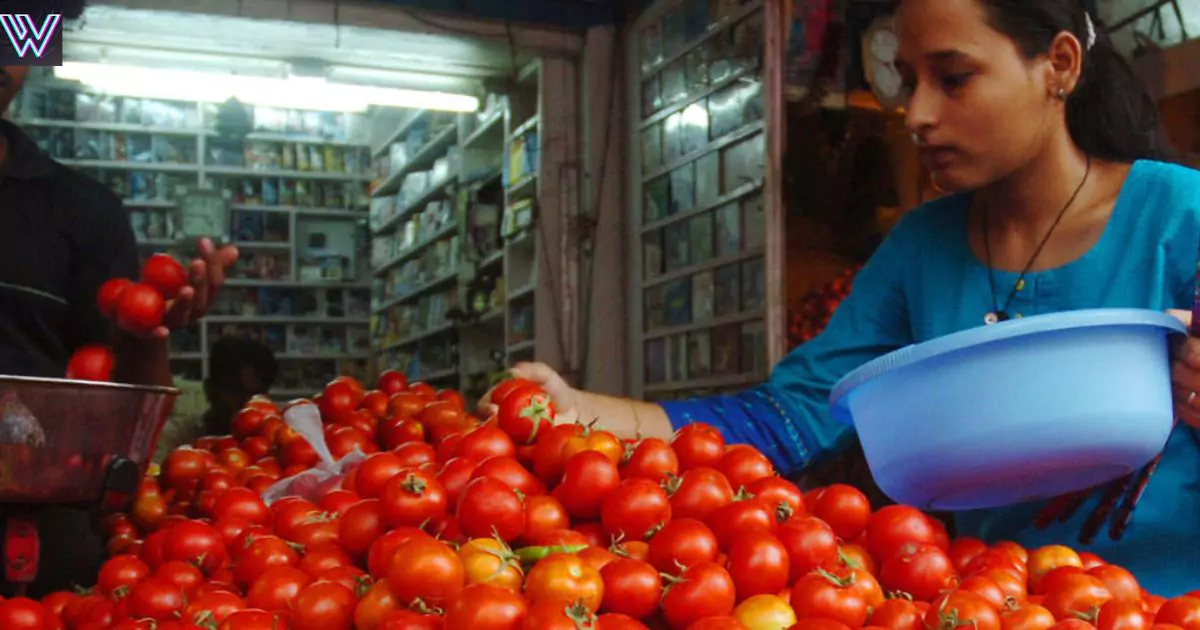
left=65, top=182, right=172, bottom=387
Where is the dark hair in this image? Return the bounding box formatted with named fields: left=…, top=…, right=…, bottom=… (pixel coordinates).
left=62, top=0, right=87, bottom=20
left=978, top=0, right=1176, bottom=163
left=207, top=337, right=277, bottom=390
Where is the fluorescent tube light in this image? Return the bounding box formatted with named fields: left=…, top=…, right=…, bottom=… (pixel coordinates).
left=54, top=62, right=479, bottom=113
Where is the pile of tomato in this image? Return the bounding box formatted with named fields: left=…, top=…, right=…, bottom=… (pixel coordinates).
left=788, top=264, right=862, bottom=349
left=2, top=372, right=1199, bottom=630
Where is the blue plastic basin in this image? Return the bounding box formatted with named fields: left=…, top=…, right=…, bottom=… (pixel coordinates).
left=828, top=309, right=1184, bottom=511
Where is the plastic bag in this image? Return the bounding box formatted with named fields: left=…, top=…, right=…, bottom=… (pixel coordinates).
left=260, top=402, right=367, bottom=505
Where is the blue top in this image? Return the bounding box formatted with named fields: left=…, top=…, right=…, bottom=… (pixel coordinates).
left=661, top=159, right=1200, bottom=597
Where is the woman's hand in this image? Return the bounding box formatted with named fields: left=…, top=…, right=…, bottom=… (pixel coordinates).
left=1168, top=309, right=1200, bottom=429
left=142, top=238, right=239, bottom=340
left=479, top=361, right=583, bottom=424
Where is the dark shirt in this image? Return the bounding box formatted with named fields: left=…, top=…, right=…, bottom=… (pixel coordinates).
left=0, top=119, right=139, bottom=595
left=0, top=118, right=139, bottom=376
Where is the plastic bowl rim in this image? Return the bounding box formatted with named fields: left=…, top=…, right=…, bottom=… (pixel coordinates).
left=827, top=308, right=1186, bottom=424
left=0, top=375, right=181, bottom=397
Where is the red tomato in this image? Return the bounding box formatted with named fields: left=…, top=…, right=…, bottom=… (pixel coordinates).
left=671, top=423, right=726, bottom=471
left=473, top=455, right=545, bottom=497
left=456, top=425, right=517, bottom=462
left=292, top=580, right=356, bottom=630
left=745, top=476, right=806, bottom=520
left=812, top=483, right=872, bottom=541
left=1043, top=574, right=1114, bottom=622
left=599, top=558, right=662, bottom=619
left=660, top=561, right=737, bottom=629
left=879, top=543, right=958, bottom=603
left=386, top=536, right=465, bottom=606
left=115, top=282, right=166, bottom=335
left=97, top=277, right=134, bottom=317
left=0, top=598, right=54, bottom=630
left=126, top=578, right=186, bottom=621
left=646, top=517, right=719, bottom=573
left=596, top=613, right=650, bottom=630
left=247, top=566, right=313, bottom=612
left=155, top=560, right=205, bottom=596
left=381, top=469, right=448, bottom=528
left=790, top=569, right=870, bottom=628
left=520, top=494, right=571, bottom=544
left=97, top=554, right=151, bottom=596
left=211, top=487, right=269, bottom=525
left=66, top=344, right=115, bottom=381
left=999, top=602, right=1057, bottom=630
left=496, top=384, right=554, bottom=444
left=552, top=450, right=621, bottom=520
left=665, top=466, right=735, bottom=522
left=393, top=441, right=438, bottom=469
left=947, top=537, right=990, bottom=573
left=141, top=253, right=188, bottom=299
left=1094, top=600, right=1151, bottom=630
left=716, top=445, right=775, bottom=491
left=442, top=583, right=529, bottom=629
left=377, top=370, right=409, bottom=394
left=524, top=553, right=605, bottom=612
left=620, top=437, right=679, bottom=482
left=924, top=590, right=1001, bottom=630
left=218, top=610, right=291, bottom=630
left=488, top=377, right=539, bottom=406
left=531, top=422, right=586, bottom=482
left=456, top=476, right=527, bottom=542
left=354, top=452, right=406, bottom=499
left=162, top=520, right=228, bottom=575
left=354, top=579, right=399, bottom=629
left=600, top=478, right=673, bottom=541
left=704, top=495, right=778, bottom=551
left=726, top=530, right=790, bottom=600
left=865, top=505, right=939, bottom=565
left=1088, top=565, right=1142, bottom=605
left=869, top=597, right=927, bottom=630
left=234, top=535, right=299, bottom=588
left=523, top=599, right=598, bottom=629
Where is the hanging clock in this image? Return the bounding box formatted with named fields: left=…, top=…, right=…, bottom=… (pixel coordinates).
left=861, top=14, right=907, bottom=111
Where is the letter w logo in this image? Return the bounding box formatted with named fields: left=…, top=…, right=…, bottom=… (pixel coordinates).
left=1, top=14, right=60, bottom=59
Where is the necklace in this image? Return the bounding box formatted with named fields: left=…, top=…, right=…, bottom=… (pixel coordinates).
left=982, top=156, right=1092, bottom=325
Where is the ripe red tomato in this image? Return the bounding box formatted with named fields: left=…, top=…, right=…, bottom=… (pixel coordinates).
left=381, top=469, right=449, bottom=528
left=234, top=535, right=299, bottom=588
left=523, top=599, right=599, bottom=629
left=524, top=553, right=605, bottom=612
left=211, top=487, right=269, bottom=525
left=599, top=558, right=662, bottom=619
left=496, top=384, right=554, bottom=444
left=725, top=530, right=790, bottom=600
left=879, top=543, right=959, bottom=603
left=746, top=476, right=805, bottom=519
left=600, top=478, right=673, bottom=541
left=660, top=561, right=737, bottom=628
left=1094, top=600, right=1151, bottom=630
left=791, top=570, right=870, bottom=628
left=924, top=590, right=1001, bottom=630
left=183, top=590, right=246, bottom=625
left=671, top=423, right=726, bottom=470
left=126, top=578, right=186, bottom=621
left=141, top=253, right=188, bottom=299
left=97, top=554, right=151, bottom=596
left=320, top=381, right=362, bottom=421
left=717, top=445, right=775, bottom=491
left=620, top=437, right=680, bottom=482
left=488, top=377, right=539, bottom=406
left=1088, top=564, right=1142, bottom=605
left=520, top=494, right=571, bottom=544
left=247, top=566, right=313, bottom=612
left=218, top=610, right=291, bottom=630
left=531, top=422, right=586, bottom=482
left=1043, top=574, right=1114, bottom=622
left=646, top=517, right=719, bottom=573
left=812, top=483, right=872, bottom=541
left=97, top=277, right=134, bottom=317
left=456, top=425, right=517, bottom=462
left=386, top=536, right=465, bottom=606
left=420, top=399, right=471, bottom=442
left=1154, top=596, right=1200, bottom=627
left=161, top=520, right=228, bottom=575
left=292, top=580, right=356, bottom=630
left=66, top=344, right=115, bottom=381
left=705, top=495, right=778, bottom=551
left=869, top=597, right=928, bottom=630
left=665, top=466, right=735, bottom=522
left=456, top=476, right=527, bottom=542
left=442, top=583, right=529, bottom=629
left=552, top=450, right=621, bottom=520
left=865, top=505, right=939, bottom=565
left=377, top=369, right=409, bottom=394
left=115, top=282, right=166, bottom=335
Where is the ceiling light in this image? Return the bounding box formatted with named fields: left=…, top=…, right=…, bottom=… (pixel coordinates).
left=54, top=62, right=479, bottom=113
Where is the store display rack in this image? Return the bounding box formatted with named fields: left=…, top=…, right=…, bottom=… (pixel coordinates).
left=628, top=0, right=771, bottom=401
left=369, top=59, right=564, bottom=402
left=9, top=76, right=383, bottom=398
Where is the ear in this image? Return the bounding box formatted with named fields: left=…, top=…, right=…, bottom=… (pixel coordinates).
left=1045, top=30, right=1085, bottom=97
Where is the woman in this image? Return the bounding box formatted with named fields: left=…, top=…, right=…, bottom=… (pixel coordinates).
left=494, top=0, right=1200, bottom=597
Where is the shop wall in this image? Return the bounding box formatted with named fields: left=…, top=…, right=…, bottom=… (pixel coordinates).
left=578, top=26, right=629, bottom=396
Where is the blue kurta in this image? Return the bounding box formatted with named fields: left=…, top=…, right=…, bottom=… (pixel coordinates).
left=661, top=159, right=1200, bottom=597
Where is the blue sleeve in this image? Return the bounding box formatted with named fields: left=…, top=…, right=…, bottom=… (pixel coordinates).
left=660, top=214, right=919, bottom=474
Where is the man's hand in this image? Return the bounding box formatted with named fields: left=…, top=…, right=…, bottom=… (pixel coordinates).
left=143, top=238, right=239, bottom=339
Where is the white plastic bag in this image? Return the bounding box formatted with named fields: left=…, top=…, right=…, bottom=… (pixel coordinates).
left=260, top=402, right=368, bottom=506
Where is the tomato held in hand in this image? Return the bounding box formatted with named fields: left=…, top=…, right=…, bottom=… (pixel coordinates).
left=66, top=344, right=115, bottom=381
left=115, top=282, right=166, bottom=335
left=141, top=253, right=189, bottom=299
left=497, top=384, right=555, bottom=444
left=96, top=277, right=134, bottom=318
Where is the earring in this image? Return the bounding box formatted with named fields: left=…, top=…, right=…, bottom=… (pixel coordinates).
left=1056, top=87, right=1067, bottom=100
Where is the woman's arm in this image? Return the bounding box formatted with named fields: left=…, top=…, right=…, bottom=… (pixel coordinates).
left=506, top=214, right=917, bottom=475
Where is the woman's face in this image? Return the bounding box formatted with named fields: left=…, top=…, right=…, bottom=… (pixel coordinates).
left=896, top=0, right=1061, bottom=192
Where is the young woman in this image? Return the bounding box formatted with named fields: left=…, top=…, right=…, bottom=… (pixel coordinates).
left=492, top=0, right=1200, bottom=597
